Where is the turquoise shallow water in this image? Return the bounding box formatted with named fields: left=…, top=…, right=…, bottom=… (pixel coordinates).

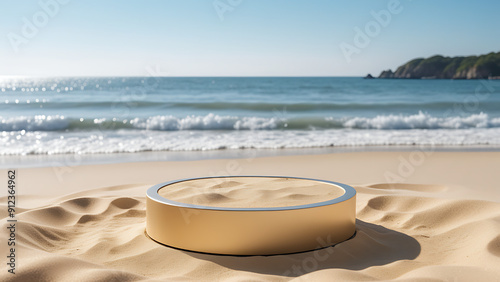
left=1, top=77, right=500, bottom=155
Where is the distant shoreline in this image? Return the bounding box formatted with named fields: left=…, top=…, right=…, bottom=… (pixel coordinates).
left=367, top=51, right=500, bottom=80
left=366, top=75, right=500, bottom=80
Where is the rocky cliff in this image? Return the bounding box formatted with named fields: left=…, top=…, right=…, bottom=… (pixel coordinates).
left=378, top=51, right=500, bottom=79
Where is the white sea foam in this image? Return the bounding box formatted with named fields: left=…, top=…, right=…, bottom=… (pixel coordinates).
left=2, top=77, right=499, bottom=155
left=2, top=113, right=500, bottom=155
left=1, top=113, right=500, bottom=132
left=1, top=127, right=500, bottom=155
left=129, top=114, right=280, bottom=131
left=341, top=112, right=500, bottom=129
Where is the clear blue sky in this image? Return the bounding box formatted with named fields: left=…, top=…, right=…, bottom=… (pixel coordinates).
left=0, top=0, right=498, bottom=77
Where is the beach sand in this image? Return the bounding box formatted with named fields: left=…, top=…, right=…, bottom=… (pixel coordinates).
left=1, top=151, right=500, bottom=281
left=158, top=176, right=346, bottom=208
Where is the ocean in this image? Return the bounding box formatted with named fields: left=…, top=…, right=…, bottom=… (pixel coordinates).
left=1, top=77, right=500, bottom=157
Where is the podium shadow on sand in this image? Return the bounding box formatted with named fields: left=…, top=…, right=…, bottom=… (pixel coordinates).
left=183, top=219, right=421, bottom=277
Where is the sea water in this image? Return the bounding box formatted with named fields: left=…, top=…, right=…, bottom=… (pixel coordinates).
left=1, top=77, right=500, bottom=156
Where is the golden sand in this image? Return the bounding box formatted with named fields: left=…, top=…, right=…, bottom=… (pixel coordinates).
left=1, top=152, right=500, bottom=281
left=158, top=177, right=345, bottom=208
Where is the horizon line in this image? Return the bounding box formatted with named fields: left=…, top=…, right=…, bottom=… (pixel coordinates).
left=0, top=75, right=366, bottom=79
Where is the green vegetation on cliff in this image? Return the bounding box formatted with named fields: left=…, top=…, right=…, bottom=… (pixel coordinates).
left=378, top=51, right=500, bottom=79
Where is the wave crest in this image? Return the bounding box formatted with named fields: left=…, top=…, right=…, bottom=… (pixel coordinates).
left=342, top=112, right=500, bottom=129
left=1, top=112, right=500, bottom=132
